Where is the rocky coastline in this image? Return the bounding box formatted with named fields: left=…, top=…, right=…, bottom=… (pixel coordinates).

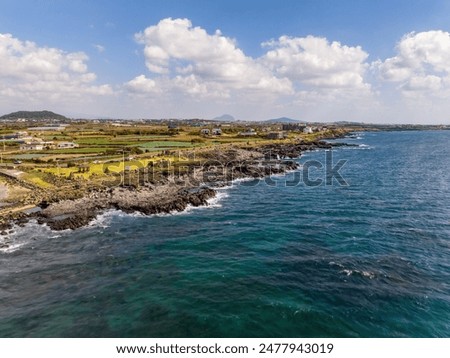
left=0, top=137, right=355, bottom=240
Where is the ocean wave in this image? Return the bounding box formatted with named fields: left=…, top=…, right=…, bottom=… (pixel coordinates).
left=166, top=191, right=229, bottom=216
left=86, top=209, right=136, bottom=228
left=336, top=144, right=373, bottom=150
left=207, top=191, right=228, bottom=207
left=0, top=219, right=67, bottom=253
left=230, top=177, right=259, bottom=185
left=340, top=268, right=376, bottom=279
left=0, top=242, right=26, bottom=253
left=329, top=261, right=377, bottom=280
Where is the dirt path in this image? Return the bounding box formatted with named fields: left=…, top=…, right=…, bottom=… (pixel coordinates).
left=0, top=183, right=8, bottom=201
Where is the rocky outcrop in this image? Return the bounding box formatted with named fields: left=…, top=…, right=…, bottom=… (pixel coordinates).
left=34, top=186, right=217, bottom=231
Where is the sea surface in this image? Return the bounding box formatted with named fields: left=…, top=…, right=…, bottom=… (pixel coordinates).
left=1, top=131, right=449, bottom=337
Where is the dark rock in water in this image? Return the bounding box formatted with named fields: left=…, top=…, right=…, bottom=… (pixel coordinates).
left=39, top=200, right=50, bottom=209
left=0, top=221, right=12, bottom=232
left=186, top=187, right=216, bottom=206
left=328, top=142, right=358, bottom=147
left=16, top=216, right=28, bottom=227
left=1, top=231, right=7, bottom=236
left=36, top=187, right=218, bottom=231
left=42, top=213, right=98, bottom=231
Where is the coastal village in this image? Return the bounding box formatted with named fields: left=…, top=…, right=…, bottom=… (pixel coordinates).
left=0, top=112, right=329, bottom=183
left=0, top=111, right=347, bottom=233
left=0, top=110, right=448, bottom=236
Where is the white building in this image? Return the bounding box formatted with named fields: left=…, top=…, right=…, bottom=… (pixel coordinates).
left=57, top=142, right=79, bottom=149
left=20, top=143, right=44, bottom=151
left=303, top=126, right=313, bottom=134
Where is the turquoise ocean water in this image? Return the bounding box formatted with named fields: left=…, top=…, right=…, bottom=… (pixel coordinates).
left=0, top=131, right=449, bottom=337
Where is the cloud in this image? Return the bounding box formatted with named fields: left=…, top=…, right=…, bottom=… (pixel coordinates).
left=130, top=18, right=293, bottom=98
left=127, top=17, right=375, bottom=115
left=0, top=33, right=113, bottom=104
left=125, top=74, right=158, bottom=93
left=93, top=44, right=105, bottom=53
left=261, top=35, right=370, bottom=91
left=4, top=19, right=450, bottom=123
left=122, top=18, right=383, bottom=120
left=378, top=30, right=450, bottom=95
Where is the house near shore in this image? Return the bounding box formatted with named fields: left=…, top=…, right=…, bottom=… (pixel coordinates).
left=303, top=126, right=313, bottom=134
left=212, top=128, right=222, bottom=135
left=200, top=128, right=210, bottom=136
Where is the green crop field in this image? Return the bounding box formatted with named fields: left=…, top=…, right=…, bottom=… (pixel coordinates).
left=44, top=147, right=115, bottom=154
left=138, top=141, right=194, bottom=149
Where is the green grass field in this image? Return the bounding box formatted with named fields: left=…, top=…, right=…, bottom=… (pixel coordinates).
left=44, top=147, right=116, bottom=154
left=138, top=141, right=195, bottom=149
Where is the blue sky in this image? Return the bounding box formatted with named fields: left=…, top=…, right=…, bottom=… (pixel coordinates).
left=1, top=0, right=450, bottom=122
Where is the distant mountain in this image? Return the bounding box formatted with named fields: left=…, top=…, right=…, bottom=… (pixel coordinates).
left=213, top=114, right=235, bottom=121
left=264, top=117, right=304, bottom=124
left=0, top=110, right=68, bottom=120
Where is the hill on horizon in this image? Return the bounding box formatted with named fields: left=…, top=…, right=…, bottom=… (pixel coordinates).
left=264, top=117, right=305, bottom=124
left=0, top=110, right=68, bottom=120
left=213, top=114, right=235, bottom=121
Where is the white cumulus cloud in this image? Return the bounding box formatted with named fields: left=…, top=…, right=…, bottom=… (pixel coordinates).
left=129, top=18, right=293, bottom=98
left=0, top=33, right=113, bottom=104
left=261, top=35, right=370, bottom=91
left=378, top=30, right=450, bottom=95
left=125, top=74, right=158, bottom=93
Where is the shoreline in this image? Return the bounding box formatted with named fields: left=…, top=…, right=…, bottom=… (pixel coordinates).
left=0, top=132, right=354, bottom=241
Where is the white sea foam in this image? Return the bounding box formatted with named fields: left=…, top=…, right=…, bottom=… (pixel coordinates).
left=206, top=191, right=229, bottom=207
left=230, top=177, right=257, bottom=185
left=337, top=144, right=373, bottom=150
left=0, top=219, right=67, bottom=253
left=86, top=208, right=151, bottom=228
left=339, top=268, right=376, bottom=279
left=168, top=191, right=229, bottom=216
left=216, top=184, right=234, bottom=190
left=330, top=261, right=376, bottom=280
left=341, top=269, right=353, bottom=276
left=361, top=271, right=376, bottom=279
left=0, top=242, right=26, bottom=253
